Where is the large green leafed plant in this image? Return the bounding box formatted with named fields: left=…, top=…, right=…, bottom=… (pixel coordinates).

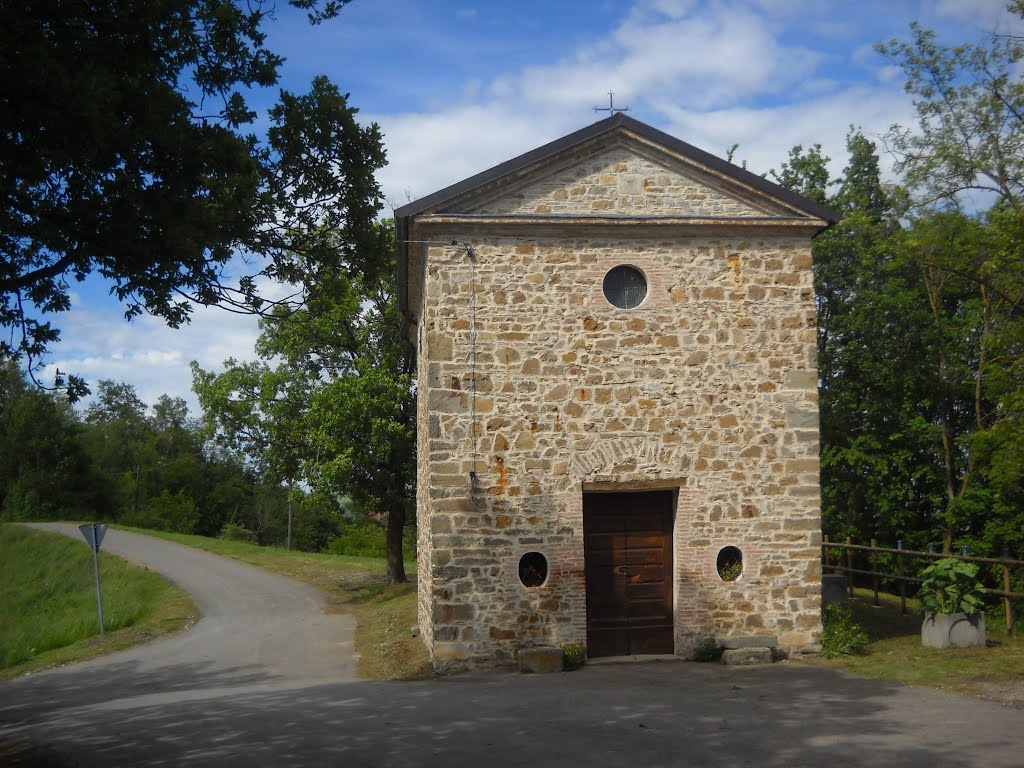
left=916, top=558, right=986, bottom=616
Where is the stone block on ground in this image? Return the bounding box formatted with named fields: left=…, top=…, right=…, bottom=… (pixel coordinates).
left=720, top=635, right=778, bottom=650
left=721, top=647, right=773, bottom=666
left=921, top=612, right=986, bottom=649
left=518, top=646, right=564, bottom=673
left=822, top=574, right=848, bottom=605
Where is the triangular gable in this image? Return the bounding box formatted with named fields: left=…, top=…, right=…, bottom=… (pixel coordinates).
left=395, top=113, right=840, bottom=223
left=449, top=144, right=784, bottom=219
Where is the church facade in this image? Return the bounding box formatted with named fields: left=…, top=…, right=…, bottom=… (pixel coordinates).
left=396, top=114, right=838, bottom=671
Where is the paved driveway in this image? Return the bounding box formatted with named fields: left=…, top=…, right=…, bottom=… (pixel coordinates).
left=2, top=526, right=1021, bottom=767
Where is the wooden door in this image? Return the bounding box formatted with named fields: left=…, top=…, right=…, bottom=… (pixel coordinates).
left=583, top=491, right=674, bottom=657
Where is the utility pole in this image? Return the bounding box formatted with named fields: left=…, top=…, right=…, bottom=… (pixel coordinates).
left=133, top=463, right=141, bottom=518
left=286, top=481, right=294, bottom=551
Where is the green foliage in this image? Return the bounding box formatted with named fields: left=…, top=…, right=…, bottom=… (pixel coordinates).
left=718, top=559, right=742, bottom=582
left=820, top=603, right=869, bottom=658
left=218, top=522, right=258, bottom=543
left=0, top=525, right=180, bottom=668
left=0, top=0, right=374, bottom=400
left=325, top=520, right=415, bottom=560
left=692, top=637, right=723, bottom=662
left=917, top=558, right=987, bottom=616
left=127, top=490, right=200, bottom=534
left=193, top=222, right=416, bottom=583
left=769, top=143, right=831, bottom=204
left=876, top=20, right=1024, bottom=210
left=773, top=10, right=1024, bottom=556
left=561, top=643, right=586, bottom=671
left=0, top=363, right=109, bottom=521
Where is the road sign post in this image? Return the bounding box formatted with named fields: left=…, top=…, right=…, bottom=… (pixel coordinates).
left=78, top=523, right=108, bottom=634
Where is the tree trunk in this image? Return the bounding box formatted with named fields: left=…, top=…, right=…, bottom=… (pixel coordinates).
left=386, top=502, right=407, bottom=584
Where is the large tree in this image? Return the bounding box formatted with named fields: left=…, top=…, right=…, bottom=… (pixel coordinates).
left=871, top=9, right=1024, bottom=554
left=0, top=0, right=384, bottom=400
left=193, top=223, right=415, bottom=583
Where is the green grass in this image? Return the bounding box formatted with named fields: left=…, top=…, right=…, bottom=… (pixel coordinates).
left=802, top=588, right=1024, bottom=700
left=0, top=525, right=196, bottom=680
left=113, top=525, right=433, bottom=680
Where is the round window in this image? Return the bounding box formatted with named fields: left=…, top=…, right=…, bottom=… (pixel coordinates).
left=603, top=265, right=647, bottom=309
left=518, top=552, right=548, bottom=587
left=716, top=546, right=743, bottom=582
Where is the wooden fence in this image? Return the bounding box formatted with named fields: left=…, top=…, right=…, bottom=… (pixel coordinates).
left=822, top=536, right=1024, bottom=635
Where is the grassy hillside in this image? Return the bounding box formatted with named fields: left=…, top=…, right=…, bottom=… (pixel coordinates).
left=0, top=525, right=195, bottom=679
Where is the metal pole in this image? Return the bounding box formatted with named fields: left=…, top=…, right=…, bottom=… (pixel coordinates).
left=871, top=538, right=879, bottom=606
left=287, top=481, right=294, bottom=551
left=1004, top=548, right=1013, bottom=637
left=846, top=536, right=854, bottom=597
left=91, top=524, right=104, bottom=634
left=897, top=541, right=906, bottom=615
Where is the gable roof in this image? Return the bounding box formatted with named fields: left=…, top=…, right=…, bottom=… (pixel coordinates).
left=395, top=113, right=840, bottom=221
left=395, top=113, right=841, bottom=325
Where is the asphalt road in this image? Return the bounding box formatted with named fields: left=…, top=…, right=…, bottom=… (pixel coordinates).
left=2, top=525, right=1023, bottom=767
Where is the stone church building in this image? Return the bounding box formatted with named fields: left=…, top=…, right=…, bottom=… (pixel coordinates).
left=395, top=114, right=838, bottom=672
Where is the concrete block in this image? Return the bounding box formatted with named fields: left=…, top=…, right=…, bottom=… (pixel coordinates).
left=721, top=648, right=773, bottom=665
left=720, top=635, right=778, bottom=650
left=518, top=646, right=564, bottom=673
left=922, top=612, right=986, bottom=649
left=822, top=574, right=847, bottom=605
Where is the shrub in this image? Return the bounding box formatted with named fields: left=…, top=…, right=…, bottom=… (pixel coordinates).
left=128, top=490, right=198, bottom=534
left=692, top=637, right=722, bottom=662
left=561, top=643, right=586, bottom=671
left=325, top=520, right=416, bottom=560
left=218, top=522, right=257, bottom=543
left=821, top=603, right=869, bottom=658
left=916, top=558, right=986, bottom=616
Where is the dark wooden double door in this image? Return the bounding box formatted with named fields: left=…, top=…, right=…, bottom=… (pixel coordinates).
left=584, top=491, right=674, bottom=657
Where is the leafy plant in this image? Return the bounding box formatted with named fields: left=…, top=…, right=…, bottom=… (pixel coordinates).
left=218, top=522, right=257, bottom=543
left=719, top=561, right=742, bottom=581
left=561, top=643, right=586, bottom=671
left=692, top=637, right=722, bottom=662
left=821, top=603, right=869, bottom=658
left=916, top=558, right=986, bottom=616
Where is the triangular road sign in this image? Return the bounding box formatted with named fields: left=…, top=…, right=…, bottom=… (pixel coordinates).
left=78, top=523, right=108, bottom=552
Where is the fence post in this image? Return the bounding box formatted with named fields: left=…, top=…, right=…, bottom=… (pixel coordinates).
left=823, top=534, right=830, bottom=572
left=846, top=536, right=854, bottom=598
left=871, top=537, right=879, bottom=607
left=1004, top=549, right=1013, bottom=637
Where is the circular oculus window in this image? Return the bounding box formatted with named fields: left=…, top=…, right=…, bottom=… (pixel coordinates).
left=717, top=546, right=743, bottom=582
left=603, top=265, right=647, bottom=309
left=518, top=552, right=548, bottom=588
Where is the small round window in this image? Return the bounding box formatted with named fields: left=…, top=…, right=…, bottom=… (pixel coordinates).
left=603, top=265, right=647, bottom=309
left=519, top=552, right=548, bottom=587
left=717, top=546, right=743, bottom=582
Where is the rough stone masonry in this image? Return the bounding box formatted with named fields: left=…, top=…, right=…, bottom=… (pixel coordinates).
left=396, top=114, right=839, bottom=672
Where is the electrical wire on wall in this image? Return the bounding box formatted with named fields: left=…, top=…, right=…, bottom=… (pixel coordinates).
left=466, top=244, right=478, bottom=496
left=403, top=239, right=480, bottom=497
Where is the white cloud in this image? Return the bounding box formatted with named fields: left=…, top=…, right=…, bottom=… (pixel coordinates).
left=43, top=278, right=271, bottom=414
left=931, top=0, right=1022, bottom=33
left=373, top=1, right=918, bottom=208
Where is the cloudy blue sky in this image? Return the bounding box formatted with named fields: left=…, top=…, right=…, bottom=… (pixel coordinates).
left=42, top=0, right=1022, bottom=413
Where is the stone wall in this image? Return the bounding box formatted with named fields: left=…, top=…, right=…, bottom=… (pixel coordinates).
left=414, top=230, right=822, bottom=671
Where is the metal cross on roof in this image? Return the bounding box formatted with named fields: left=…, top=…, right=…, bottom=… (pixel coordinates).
left=594, top=92, right=629, bottom=116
